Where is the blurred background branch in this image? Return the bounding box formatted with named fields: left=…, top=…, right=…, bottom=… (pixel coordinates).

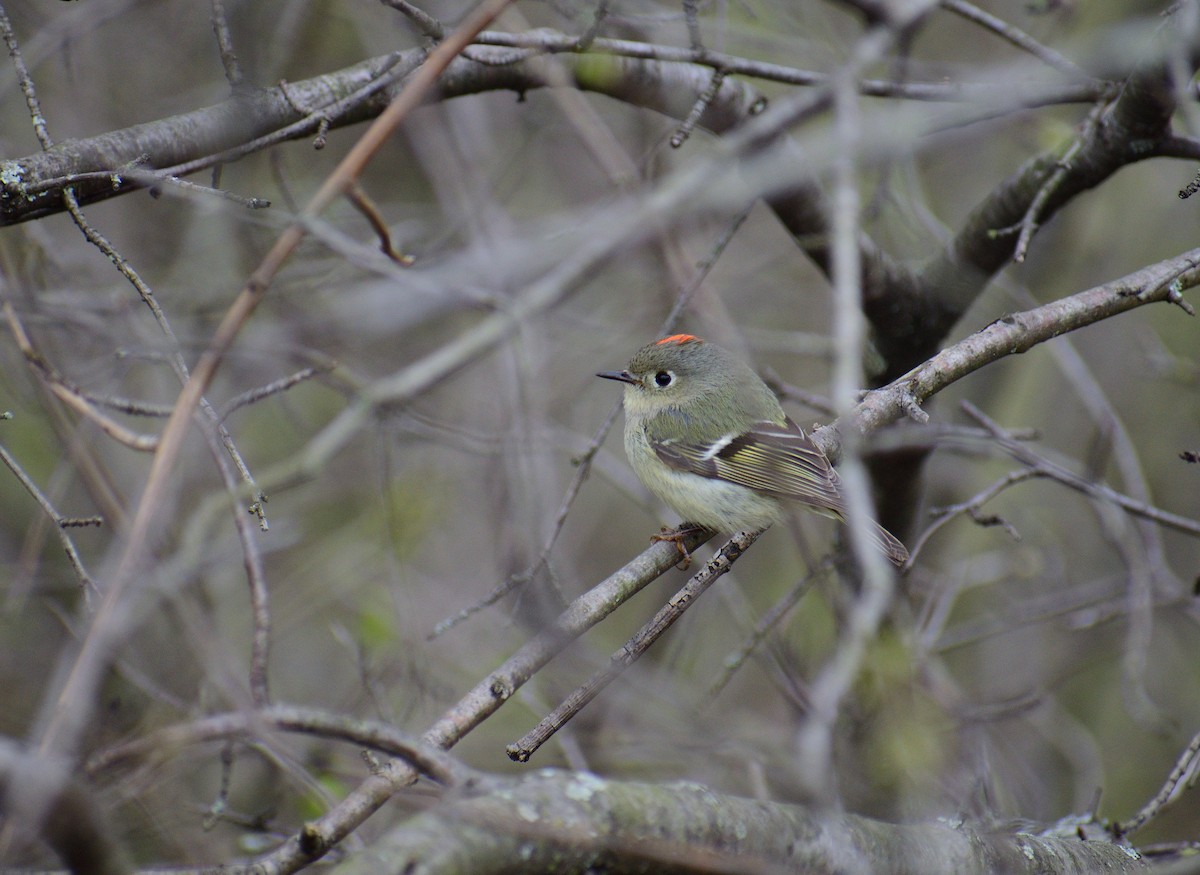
left=0, top=0, right=1197, bottom=872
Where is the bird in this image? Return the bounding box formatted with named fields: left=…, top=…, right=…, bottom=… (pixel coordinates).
left=597, top=333, right=908, bottom=566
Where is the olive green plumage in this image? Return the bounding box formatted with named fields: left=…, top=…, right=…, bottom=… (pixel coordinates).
left=598, top=335, right=908, bottom=566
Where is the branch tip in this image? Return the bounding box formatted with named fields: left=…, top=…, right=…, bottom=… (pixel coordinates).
left=1165, top=285, right=1196, bottom=315
left=901, top=391, right=929, bottom=423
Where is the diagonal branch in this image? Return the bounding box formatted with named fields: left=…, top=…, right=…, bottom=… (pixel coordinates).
left=815, top=247, right=1200, bottom=458
left=32, top=0, right=518, bottom=771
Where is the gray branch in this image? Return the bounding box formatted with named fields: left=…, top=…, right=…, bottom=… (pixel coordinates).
left=0, top=44, right=761, bottom=226
left=332, top=769, right=1147, bottom=875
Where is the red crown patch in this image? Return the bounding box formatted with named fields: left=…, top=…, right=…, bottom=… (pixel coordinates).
left=655, top=334, right=701, bottom=346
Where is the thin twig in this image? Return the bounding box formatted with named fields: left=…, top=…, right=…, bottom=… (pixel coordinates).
left=671, top=68, right=727, bottom=148
left=682, top=0, right=705, bottom=53
left=761, top=367, right=835, bottom=416
left=21, top=168, right=270, bottom=210
left=221, top=367, right=330, bottom=421
left=0, top=442, right=97, bottom=592
left=1119, top=727, right=1200, bottom=835
left=210, top=0, right=245, bottom=88
left=706, top=560, right=832, bottom=699
left=959, top=403, right=1169, bottom=728
left=905, top=467, right=1034, bottom=564
left=1012, top=100, right=1108, bottom=263
left=231, top=465, right=272, bottom=706
left=345, top=183, right=416, bottom=265
left=506, top=529, right=759, bottom=762
left=1178, top=165, right=1200, bottom=199
left=159, top=49, right=423, bottom=179
left=959, top=401, right=1200, bottom=539
left=381, top=0, right=445, bottom=40
left=575, top=0, right=611, bottom=50
left=474, top=30, right=1111, bottom=103
left=61, top=190, right=270, bottom=529
left=202, top=743, right=236, bottom=830
left=75, top=391, right=173, bottom=418
left=427, top=402, right=623, bottom=639
left=0, top=4, right=53, bottom=151
left=87, top=705, right=471, bottom=789
left=659, top=202, right=753, bottom=331
left=277, top=78, right=332, bottom=149
left=4, top=303, right=160, bottom=452
left=940, top=0, right=1092, bottom=80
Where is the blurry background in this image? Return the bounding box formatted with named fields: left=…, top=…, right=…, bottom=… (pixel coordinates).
left=0, top=0, right=1197, bottom=866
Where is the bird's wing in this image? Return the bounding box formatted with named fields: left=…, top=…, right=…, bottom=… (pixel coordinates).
left=650, top=418, right=846, bottom=514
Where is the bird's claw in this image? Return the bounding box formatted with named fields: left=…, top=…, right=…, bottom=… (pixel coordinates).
left=651, top=524, right=706, bottom=569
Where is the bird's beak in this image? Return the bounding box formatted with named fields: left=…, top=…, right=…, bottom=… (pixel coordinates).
left=596, top=369, right=637, bottom=384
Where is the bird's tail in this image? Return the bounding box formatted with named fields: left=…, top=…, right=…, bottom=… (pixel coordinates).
left=869, top=520, right=909, bottom=567
left=834, top=512, right=909, bottom=567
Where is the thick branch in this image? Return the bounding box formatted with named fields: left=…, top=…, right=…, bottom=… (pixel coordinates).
left=901, top=64, right=1183, bottom=375
left=335, top=769, right=1147, bottom=875
left=0, top=52, right=416, bottom=224
left=0, top=45, right=762, bottom=226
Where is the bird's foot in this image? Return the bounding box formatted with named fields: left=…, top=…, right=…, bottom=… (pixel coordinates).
left=651, top=524, right=707, bottom=569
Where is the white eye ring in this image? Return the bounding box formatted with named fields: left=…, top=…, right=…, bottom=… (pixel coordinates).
left=653, top=370, right=674, bottom=388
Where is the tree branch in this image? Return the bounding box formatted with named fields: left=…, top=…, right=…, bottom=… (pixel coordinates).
left=338, top=769, right=1147, bottom=875
left=814, top=247, right=1200, bottom=456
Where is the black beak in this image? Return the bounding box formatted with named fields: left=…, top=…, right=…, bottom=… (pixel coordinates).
left=597, top=370, right=637, bottom=384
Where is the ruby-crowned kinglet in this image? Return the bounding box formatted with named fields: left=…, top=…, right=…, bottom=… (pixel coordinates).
left=597, top=334, right=908, bottom=566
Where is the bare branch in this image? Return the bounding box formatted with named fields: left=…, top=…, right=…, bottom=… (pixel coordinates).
left=507, top=529, right=759, bottom=762
left=940, top=0, right=1093, bottom=80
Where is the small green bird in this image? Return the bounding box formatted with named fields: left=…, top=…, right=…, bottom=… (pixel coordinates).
left=598, top=334, right=908, bottom=566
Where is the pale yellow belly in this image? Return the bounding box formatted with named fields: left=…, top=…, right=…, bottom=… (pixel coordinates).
left=626, top=426, right=783, bottom=533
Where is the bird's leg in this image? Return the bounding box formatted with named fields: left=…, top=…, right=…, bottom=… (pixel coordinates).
left=651, top=523, right=707, bottom=569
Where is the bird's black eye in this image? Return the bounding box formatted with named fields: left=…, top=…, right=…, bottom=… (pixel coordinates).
left=654, top=370, right=674, bottom=388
